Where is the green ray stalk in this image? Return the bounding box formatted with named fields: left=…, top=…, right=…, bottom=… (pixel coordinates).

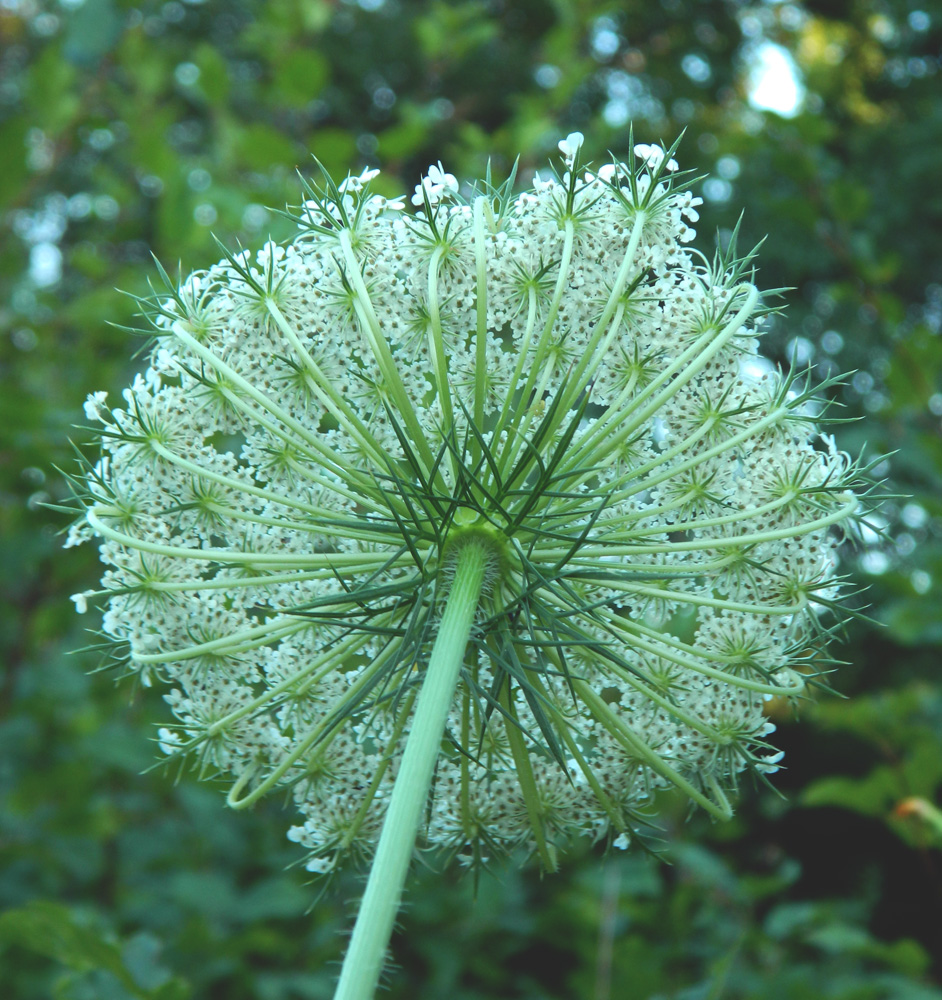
left=334, top=540, right=490, bottom=1000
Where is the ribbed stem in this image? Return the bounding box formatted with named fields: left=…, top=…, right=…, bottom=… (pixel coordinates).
left=332, top=540, right=490, bottom=1000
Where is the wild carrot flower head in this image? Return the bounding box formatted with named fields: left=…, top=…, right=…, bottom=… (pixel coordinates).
left=67, top=135, right=861, bottom=875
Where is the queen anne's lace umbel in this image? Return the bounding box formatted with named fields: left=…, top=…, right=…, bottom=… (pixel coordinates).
left=69, top=136, right=860, bottom=875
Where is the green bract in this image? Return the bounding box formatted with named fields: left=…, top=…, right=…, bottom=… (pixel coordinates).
left=69, top=135, right=861, bottom=879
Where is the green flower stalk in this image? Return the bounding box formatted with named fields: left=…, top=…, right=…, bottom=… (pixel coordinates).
left=67, top=133, right=862, bottom=998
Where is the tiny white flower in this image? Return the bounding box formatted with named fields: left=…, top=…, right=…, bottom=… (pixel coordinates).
left=157, top=727, right=182, bottom=755
left=83, top=391, right=109, bottom=422
left=757, top=750, right=786, bottom=773
left=597, top=162, right=618, bottom=183
left=427, top=162, right=457, bottom=191
left=567, top=759, right=588, bottom=786
left=367, top=193, right=405, bottom=212
left=339, top=166, right=381, bottom=193
left=64, top=523, right=91, bottom=549
left=412, top=161, right=459, bottom=206
left=633, top=142, right=679, bottom=172
left=152, top=347, right=178, bottom=375
left=305, top=856, right=337, bottom=874
left=558, top=131, right=585, bottom=164
left=70, top=590, right=94, bottom=614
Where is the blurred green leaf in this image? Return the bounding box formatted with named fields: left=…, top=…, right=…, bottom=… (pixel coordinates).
left=801, top=768, right=901, bottom=815
left=0, top=902, right=191, bottom=999
left=193, top=44, right=230, bottom=106
left=271, top=49, right=329, bottom=107
left=234, top=123, right=300, bottom=173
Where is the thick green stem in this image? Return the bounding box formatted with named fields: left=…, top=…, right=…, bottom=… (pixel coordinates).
left=332, top=540, right=490, bottom=1000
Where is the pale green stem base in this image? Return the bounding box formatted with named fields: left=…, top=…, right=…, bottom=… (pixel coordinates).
left=332, top=541, right=489, bottom=1000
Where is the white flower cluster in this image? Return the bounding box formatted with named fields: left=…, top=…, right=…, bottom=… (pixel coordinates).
left=70, top=139, right=859, bottom=874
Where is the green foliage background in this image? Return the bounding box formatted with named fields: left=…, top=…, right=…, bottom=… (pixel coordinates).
left=1, top=0, right=941, bottom=997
